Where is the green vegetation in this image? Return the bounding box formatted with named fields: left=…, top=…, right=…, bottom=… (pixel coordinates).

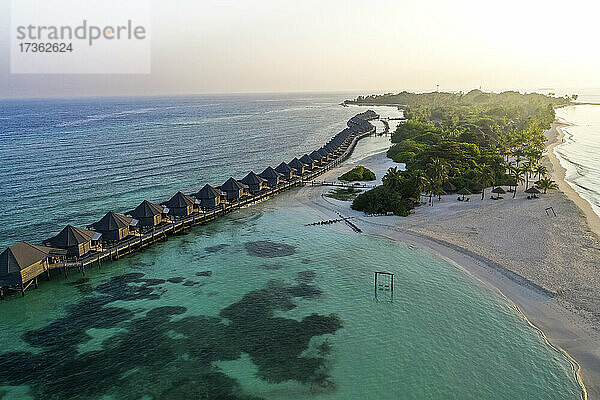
left=349, top=90, right=569, bottom=215
left=325, top=187, right=362, bottom=201
left=338, top=165, right=376, bottom=182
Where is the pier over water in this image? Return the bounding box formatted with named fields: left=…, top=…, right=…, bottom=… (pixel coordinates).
left=0, top=111, right=379, bottom=299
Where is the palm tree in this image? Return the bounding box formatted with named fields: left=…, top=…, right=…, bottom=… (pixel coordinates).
left=522, top=162, right=535, bottom=190
left=476, top=165, right=493, bottom=200
left=534, top=165, right=548, bottom=180
left=382, top=167, right=403, bottom=192
left=536, top=178, right=558, bottom=193
left=426, top=159, right=448, bottom=203
left=426, top=158, right=448, bottom=187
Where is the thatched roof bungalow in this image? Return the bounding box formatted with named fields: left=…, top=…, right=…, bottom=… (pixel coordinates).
left=88, top=211, right=136, bottom=242
left=128, top=200, right=168, bottom=229
left=241, top=171, right=268, bottom=194
left=43, top=225, right=100, bottom=259
left=194, top=184, right=224, bottom=209
left=259, top=167, right=283, bottom=187
left=162, top=192, right=197, bottom=218
left=289, top=158, right=306, bottom=175
left=299, top=154, right=316, bottom=170
left=0, top=242, right=66, bottom=290
left=309, top=150, right=325, bottom=165
left=275, top=162, right=295, bottom=180
left=220, top=177, right=247, bottom=201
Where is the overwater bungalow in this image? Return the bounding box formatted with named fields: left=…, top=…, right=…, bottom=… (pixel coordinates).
left=220, top=177, right=247, bottom=201
left=0, top=242, right=66, bottom=295
left=317, top=147, right=331, bottom=161
left=241, top=171, right=268, bottom=193
left=43, top=225, right=101, bottom=259
left=275, top=162, right=295, bottom=180
left=88, top=211, right=136, bottom=242
left=162, top=191, right=198, bottom=219
left=309, top=150, right=325, bottom=165
left=194, top=184, right=225, bottom=209
left=259, top=166, right=283, bottom=187
left=289, top=158, right=307, bottom=175
left=299, top=154, right=316, bottom=170
left=128, top=200, right=169, bottom=230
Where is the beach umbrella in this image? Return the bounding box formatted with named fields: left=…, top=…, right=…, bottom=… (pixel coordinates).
left=525, top=187, right=541, bottom=198
left=491, top=186, right=506, bottom=199
left=457, top=187, right=471, bottom=200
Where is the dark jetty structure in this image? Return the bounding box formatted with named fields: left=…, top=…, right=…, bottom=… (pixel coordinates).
left=0, top=111, right=378, bottom=298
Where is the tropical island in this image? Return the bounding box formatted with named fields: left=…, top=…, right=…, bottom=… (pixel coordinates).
left=348, top=90, right=569, bottom=215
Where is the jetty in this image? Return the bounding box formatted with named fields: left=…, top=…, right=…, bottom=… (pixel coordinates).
left=0, top=111, right=379, bottom=299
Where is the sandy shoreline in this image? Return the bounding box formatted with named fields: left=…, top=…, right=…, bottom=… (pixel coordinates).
left=296, top=125, right=600, bottom=399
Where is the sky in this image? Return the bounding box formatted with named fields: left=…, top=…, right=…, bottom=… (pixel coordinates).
left=1, top=0, right=600, bottom=98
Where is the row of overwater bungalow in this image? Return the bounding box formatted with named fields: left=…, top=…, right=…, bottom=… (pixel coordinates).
left=0, top=111, right=378, bottom=298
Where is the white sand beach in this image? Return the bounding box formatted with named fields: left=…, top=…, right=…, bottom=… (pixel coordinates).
left=296, top=124, right=600, bottom=398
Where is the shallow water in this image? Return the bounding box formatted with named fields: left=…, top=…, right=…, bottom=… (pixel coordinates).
left=555, top=104, right=600, bottom=217
left=0, top=192, right=581, bottom=399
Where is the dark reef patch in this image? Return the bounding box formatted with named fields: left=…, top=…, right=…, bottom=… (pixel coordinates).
left=65, top=277, right=90, bottom=286
left=296, top=270, right=317, bottom=284
left=196, top=271, right=212, bottom=277
left=0, top=273, right=341, bottom=399
left=167, top=277, right=185, bottom=283
left=244, top=241, right=296, bottom=258
left=182, top=280, right=200, bottom=287
left=205, top=244, right=230, bottom=253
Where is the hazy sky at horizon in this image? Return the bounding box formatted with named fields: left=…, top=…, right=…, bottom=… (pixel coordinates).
left=1, top=0, right=599, bottom=98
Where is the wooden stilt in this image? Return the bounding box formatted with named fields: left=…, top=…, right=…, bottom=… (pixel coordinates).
left=21, top=283, right=25, bottom=297
left=34, top=277, right=38, bottom=289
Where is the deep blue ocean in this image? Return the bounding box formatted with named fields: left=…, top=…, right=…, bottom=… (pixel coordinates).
left=0, top=92, right=378, bottom=249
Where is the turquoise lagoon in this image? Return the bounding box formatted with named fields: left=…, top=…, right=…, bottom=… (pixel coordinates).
left=0, top=192, right=582, bottom=399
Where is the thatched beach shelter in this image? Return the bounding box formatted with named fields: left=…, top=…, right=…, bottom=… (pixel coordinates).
left=0, top=242, right=66, bottom=292
left=259, top=167, right=283, bottom=187
left=491, top=186, right=506, bottom=199
left=128, top=200, right=168, bottom=230
left=220, top=177, right=247, bottom=201
left=88, top=211, right=136, bottom=242
left=457, top=187, right=471, bottom=201
left=442, top=181, right=457, bottom=193
left=162, top=192, right=197, bottom=218
left=299, top=154, right=316, bottom=170
left=241, top=171, right=267, bottom=194
left=194, top=184, right=224, bottom=209
left=275, top=162, right=295, bottom=180
left=289, top=158, right=306, bottom=175
left=43, top=225, right=100, bottom=258
left=525, top=187, right=541, bottom=198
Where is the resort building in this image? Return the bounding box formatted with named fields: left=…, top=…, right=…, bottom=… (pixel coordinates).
left=220, top=177, right=247, bottom=201
left=299, top=154, right=316, bottom=170
left=88, top=211, right=136, bottom=243
left=128, top=200, right=169, bottom=230
left=162, top=192, right=197, bottom=218
left=259, top=166, right=283, bottom=187
left=309, top=150, right=325, bottom=165
left=317, top=147, right=331, bottom=161
left=241, top=171, right=268, bottom=193
left=0, top=242, right=66, bottom=292
left=289, top=157, right=307, bottom=174
left=275, top=162, right=295, bottom=180
left=194, top=184, right=224, bottom=209
left=43, top=225, right=100, bottom=259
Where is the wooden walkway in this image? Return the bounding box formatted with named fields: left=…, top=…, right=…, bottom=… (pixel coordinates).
left=1, top=127, right=376, bottom=297
left=303, top=180, right=376, bottom=189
